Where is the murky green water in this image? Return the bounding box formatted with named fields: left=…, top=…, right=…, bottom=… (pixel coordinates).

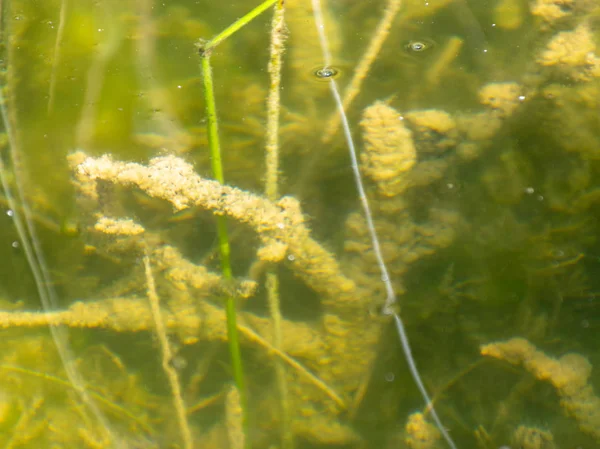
left=0, top=0, right=599, bottom=447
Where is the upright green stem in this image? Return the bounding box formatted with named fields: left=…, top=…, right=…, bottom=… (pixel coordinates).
left=198, top=3, right=286, bottom=444
left=202, top=56, right=226, bottom=185
left=200, top=54, right=248, bottom=443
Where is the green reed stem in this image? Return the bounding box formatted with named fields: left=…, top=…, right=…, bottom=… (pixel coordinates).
left=199, top=3, right=284, bottom=444
left=200, top=53, right=248, bottom=445
left=201, top=0, right=279, bottom=53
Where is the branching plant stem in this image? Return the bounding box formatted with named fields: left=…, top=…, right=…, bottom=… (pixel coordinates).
left=201, top=0, right=279, bottom=53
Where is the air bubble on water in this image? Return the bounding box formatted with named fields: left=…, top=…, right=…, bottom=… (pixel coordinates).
left=313, top=66, right=340, bottom=80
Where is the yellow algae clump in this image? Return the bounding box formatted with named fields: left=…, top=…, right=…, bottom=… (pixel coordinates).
left=226, top=386, right=245, bottom=449
left=405, top=110, right=456, bottom=135
left=152, top=244, right=227, bottom=293
left=481, top=338, right=600, bottom=441
left=530, top=0, right=573, bottom=24
left=478, top=82, right=523, bottom=116
left=360, top=102, right=416, bottom=197
left=405, top=109, right=458, bottom=153
left=537, top=24, right=600, bottom=81
left=94, top=216, right=145, bottom=236
left=456, top=112, right=502, bottom=145
left=405, top=412, right=442, bottom=449
left=69, top=151, right=358, bottom=309
left=512, top=425, right=556, bottom=449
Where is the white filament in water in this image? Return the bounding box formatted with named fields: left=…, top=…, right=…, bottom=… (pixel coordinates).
left=0, top=39, right=119, bottom=449
left=309, top=1, right=458, bottom=448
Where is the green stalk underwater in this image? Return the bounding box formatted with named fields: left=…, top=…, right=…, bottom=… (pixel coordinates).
left=200, top=0, right=279, bottom=53
left=198, top=5, right=285, bottom=445
left=200, top=53, right=249, bottom=446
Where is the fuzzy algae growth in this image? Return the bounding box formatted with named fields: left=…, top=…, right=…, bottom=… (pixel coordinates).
left=0, top=0, right=599, bottom=448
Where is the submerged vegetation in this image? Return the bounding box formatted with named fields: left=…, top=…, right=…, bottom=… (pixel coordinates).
left=0, top=0, right=599, bottom=447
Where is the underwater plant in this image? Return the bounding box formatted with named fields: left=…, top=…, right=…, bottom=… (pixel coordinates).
left=0, top=0, right=599, bottom=448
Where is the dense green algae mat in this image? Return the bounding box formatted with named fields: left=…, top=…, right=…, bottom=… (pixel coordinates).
left=0, top=0, right=599, bottom=448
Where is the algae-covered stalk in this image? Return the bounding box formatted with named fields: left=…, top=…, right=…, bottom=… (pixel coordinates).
left=265, top=1, right=293, bottom=447
left=143, top=254, right=193, bottom=449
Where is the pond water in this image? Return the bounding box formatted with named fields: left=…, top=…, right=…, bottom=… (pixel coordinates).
left=0, top=0, right=599, bottom=448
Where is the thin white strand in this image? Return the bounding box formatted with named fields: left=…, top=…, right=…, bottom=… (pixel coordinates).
left=0, top=89, right=119, bottom=447
left=309, top=1, right=458, bottom=448
left=328, top=79, right=396, bottom=309
left=0, top=20, right=119, bottom=444
left=393, top=313, right=458, bottom=449
left=310, top=0, right=332, bottom=67
left=47, top=0, right=68, bottom=113
left=330, top=76, right=458, bottom=449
